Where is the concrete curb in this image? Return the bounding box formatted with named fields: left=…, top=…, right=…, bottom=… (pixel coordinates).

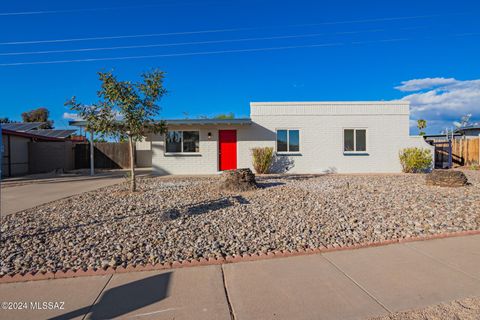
left=2, top=229, right=480, bottom=284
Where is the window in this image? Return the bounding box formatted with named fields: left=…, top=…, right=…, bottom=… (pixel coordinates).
left=166, top=131, right=199, bottom=153
left=344, top=129, right=367, bottom=152
left=276, top=129, right=300, bottom=153
left=182, top=131, right=200, bottom=152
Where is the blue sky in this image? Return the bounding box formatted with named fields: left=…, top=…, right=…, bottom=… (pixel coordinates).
left=0, top=0, right=479, bottom=134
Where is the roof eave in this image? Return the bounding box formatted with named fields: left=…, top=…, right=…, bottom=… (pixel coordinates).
left=164, top=118, right=252, bottom=126
left=69, top=119, right=253, bottom=127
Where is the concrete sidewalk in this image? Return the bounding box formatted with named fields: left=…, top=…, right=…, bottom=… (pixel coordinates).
left=1, top=234, right=479, bottom=320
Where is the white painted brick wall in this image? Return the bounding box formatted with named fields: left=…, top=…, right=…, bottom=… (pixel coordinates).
left=151, top=125, right=250, bottom=175
left=150, top=101, right=434, bottom=175
left=135, top=141, right=152, bottom=168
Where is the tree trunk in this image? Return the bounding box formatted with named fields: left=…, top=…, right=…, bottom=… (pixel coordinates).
left=128, top=136, right=136, bottom=192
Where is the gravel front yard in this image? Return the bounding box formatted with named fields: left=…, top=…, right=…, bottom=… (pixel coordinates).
left=370, top=296, right=480, bottom=320
left=1, top=171, right=480, bottom=275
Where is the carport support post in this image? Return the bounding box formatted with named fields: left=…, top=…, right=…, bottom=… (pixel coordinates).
left=90, top=129, right=94, bottom=176
left=448, top=139, right=453, bottom=169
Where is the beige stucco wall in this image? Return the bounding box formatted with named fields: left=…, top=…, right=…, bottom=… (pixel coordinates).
left=4, top=135, right=30, bottom=176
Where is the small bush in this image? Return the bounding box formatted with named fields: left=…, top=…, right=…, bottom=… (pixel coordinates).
left=399, top=147, right=433, bottom=173
left=251, top=147, right=274, bottom=174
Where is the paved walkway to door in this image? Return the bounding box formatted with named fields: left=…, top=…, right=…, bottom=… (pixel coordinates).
left=1, top=234, right=479, bottom=319
left=1, top=169, right=151, bottom=216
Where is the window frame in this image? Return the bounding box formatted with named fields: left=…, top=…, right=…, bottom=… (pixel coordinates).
left=276, top=128, right=301, bottom=154
left=343, top=128, right=368, bottom=154
left=165, top=130, right=200, bottom=155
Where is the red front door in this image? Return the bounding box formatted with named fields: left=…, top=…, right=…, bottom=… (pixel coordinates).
left=219, top=130, right=237, bottom=171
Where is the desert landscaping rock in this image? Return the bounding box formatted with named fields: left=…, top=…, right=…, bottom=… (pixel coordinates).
left=371, top=296, right=480, bottom=320
left=220, top=168, right=257, bottom=192
left=425, top=169, right=469, bottom=187
left=1, top=171, right=479, bottom=276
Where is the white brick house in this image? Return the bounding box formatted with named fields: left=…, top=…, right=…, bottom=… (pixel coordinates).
left=149, top=101, right=432, bottom=175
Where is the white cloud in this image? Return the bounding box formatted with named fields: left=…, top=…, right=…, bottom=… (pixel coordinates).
left=114, top=110, right=123, bottom=121
left=395, top=77, right=457, bottom=92
left=396, top=78, right=480, bottom=133
left=63, top=112, right=83, bottom=121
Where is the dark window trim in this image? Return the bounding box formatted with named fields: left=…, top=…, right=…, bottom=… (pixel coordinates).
left=343, top=128, right=368, bottom=154
left=276, top=129, right=301, bottom=153
left=165, top=130, right=200, bottom=154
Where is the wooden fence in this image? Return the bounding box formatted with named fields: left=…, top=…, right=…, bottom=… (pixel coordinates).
left=75, top=142, right=130, bottom=169
left=452, top=138, right=480, bottom=166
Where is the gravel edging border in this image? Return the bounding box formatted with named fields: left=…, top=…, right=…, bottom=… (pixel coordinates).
left=2, top=229, right=480, bottom=284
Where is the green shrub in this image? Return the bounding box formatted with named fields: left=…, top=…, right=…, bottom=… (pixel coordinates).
left=399, top=147, right=433, bottom=173
left=251, top=147, right=274, bottom=174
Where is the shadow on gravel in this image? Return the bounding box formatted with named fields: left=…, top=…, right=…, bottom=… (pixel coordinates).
left=256, top=181, right=286, bottom=188
left=273, top=174, right=326, bottom=181
left=4, top=196, right=250, bottom=240
left=50, top=272, right=171, bottom=320
left=166, top=197, right=234, bottom=219
left=232, top=195, right=250, bottom=204
left=166, top=195, right=250, bottom=219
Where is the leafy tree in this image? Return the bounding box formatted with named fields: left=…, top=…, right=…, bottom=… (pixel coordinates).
left=66, top=70, right=167, bottom=191
left=21, top=107, right=54, bottom=129
left=417, top=119, right=427, bottom=136
left=214, top=112, right=235, bottom=119
left=93, top=137, right=107, bottom=143
left=0, top=117, right=14, bottom=123
left=196, top=113, right=234, bottom=119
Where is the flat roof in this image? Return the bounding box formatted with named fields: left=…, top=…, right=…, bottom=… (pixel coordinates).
left=69, top=118, right=252, bottom=127
left=250, top=100, right=409, bottom=106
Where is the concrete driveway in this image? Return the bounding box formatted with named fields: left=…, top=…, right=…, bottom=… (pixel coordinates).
left=1, top=170, right=150, bottom=215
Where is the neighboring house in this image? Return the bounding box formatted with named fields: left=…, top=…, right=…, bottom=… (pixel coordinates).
left=423, top=134, right=462, bottom=142
left=424, top=125, right=480, bottom=142
left=148, top=101, right=432, bottom=175
left=454, top=125, right=480, bottom=138
left=1, top=123, right=77, bottom=177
